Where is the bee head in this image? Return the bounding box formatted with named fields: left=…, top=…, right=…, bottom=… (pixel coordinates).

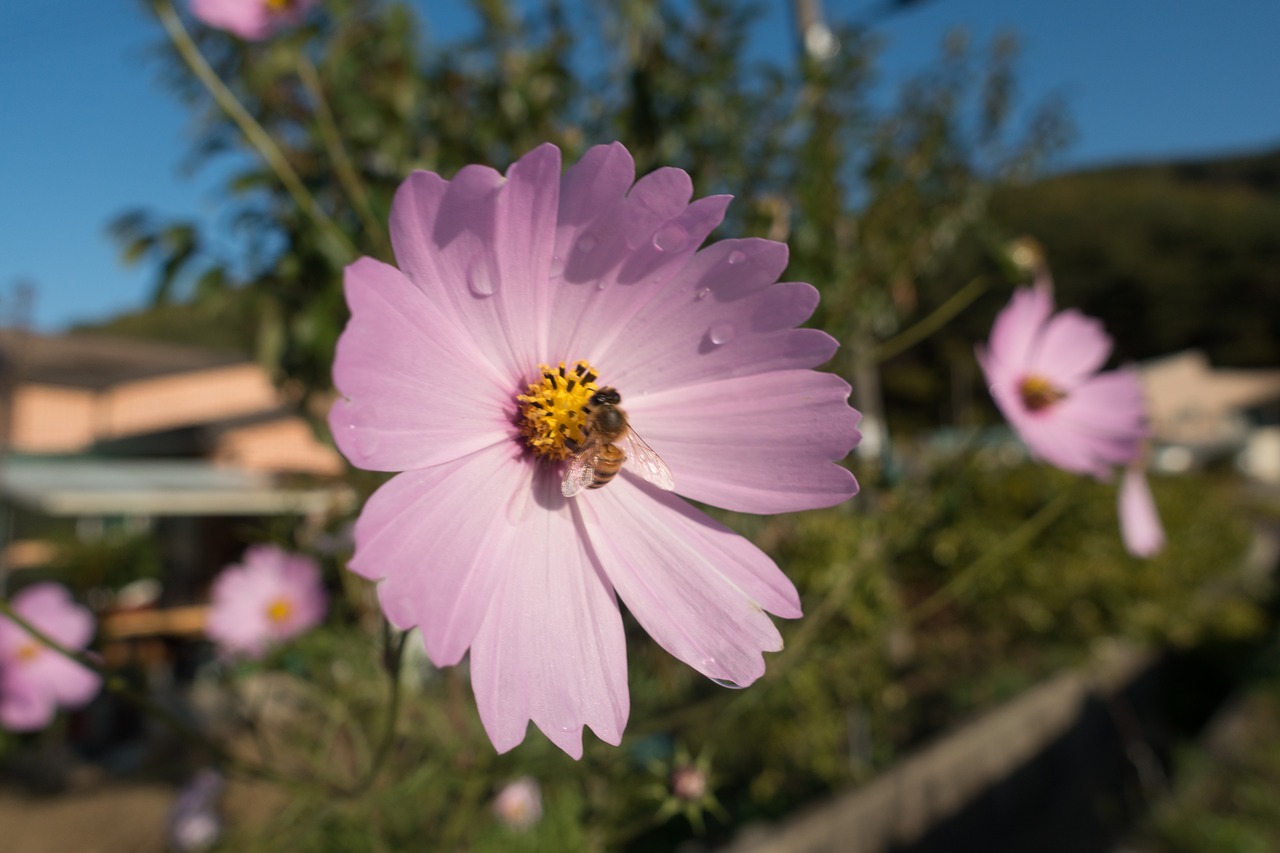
left=591, top=387, right=622, bottom=406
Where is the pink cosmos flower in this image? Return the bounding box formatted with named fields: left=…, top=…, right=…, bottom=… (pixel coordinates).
left=206, top=544, right=327, bottom=659
left=0, top=583, right=101, bottom=732
left=330, top=142, right=861, bottom=757
left=190, top=0, right=315, bottom=41
left=977, top=278, right=1164, bottom=556
left=493, top=776, right=543, bottom=830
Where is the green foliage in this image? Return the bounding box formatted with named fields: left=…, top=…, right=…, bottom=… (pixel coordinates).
left=990, top=149, right=1280, bottom=367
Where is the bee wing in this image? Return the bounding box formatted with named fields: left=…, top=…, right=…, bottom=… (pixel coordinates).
left=618, top=428, right=675, bottom=491
left=562, top=444, right=601, bottom=498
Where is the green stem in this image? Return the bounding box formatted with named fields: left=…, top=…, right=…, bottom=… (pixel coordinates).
left=295, top=54, right=391, bottom=259
left=907, top=480, right=1082, bottom=625
left=874, top=276, right=990, bottom=363
left=346, top=626, right=408, bottom=795
left=152, top=0, right=358, bottom=261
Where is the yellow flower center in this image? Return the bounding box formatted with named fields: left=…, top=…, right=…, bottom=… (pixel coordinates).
left=265, top=0, right=295, bottom=12
left=266, top=598, right=294, bottom=625
left=15, top=642, right=40, bottom=663
left=517, top=361, right=600, bottom=461
left=1019, top=375, right=1066, bottom=412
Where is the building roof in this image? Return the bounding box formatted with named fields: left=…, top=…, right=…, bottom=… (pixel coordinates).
left=0, top=330, right=246, bottom=390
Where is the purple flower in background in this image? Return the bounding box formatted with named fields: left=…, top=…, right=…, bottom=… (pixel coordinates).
left=168, top=768, right=225, bottom=853
left=206, top=544, right=327, bottom=659
left=0, top=583, right=101, bottom=732
left=190, top=0, right=315, bottom=41
left=330, top=142, right=861, bottom=757
left=977, top=278, right=1164, bottom=556
left=493, top=776, right=543, bottom=830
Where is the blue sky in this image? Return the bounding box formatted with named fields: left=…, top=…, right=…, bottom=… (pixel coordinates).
left=2, top=0, right=1278, bottom=332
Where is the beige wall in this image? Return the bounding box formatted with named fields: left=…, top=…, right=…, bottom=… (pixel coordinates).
left=214, top=418, right=344, bottom=476
left=102, top=364, right=279, bottom=438
left=9, top=384, right=98, bottom=452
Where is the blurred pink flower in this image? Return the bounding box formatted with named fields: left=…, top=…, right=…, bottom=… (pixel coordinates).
left=330, top=142, right=861, bottom=757
left=493, top=776, right=542, bottom=830
left=1118, top=467, right=1166, bottom=558
left=206, top=544, right=327, bottom=659
left=0, top=583, right=101, bottom=732
left=189, top=0, right=315, bottom=41
left=977, top=279, right=1164, bottom=556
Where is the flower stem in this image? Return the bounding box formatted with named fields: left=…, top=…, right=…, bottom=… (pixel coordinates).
left=346, top=624, right=407, bottom=795
left=294, top=54, right=392, bottom=259
left=151, top=0, right=357, bottom=262
left=873, top=276, right=990, bottom=363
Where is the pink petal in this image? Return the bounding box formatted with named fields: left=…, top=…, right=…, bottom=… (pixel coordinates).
left=1118, top=469, right=1165, bottom=558
left=387, top=146, right=562, bottom=382
left=351, top=444, right=528, bottom=667
left=984, top=284, right=1053, bottom=386
left=12, top=583, right=94, bottom=649
left=469, top=468, right=629, bottom=758
left=0, top=669, right=55, bottom=731
left=578, top=480, right=800, bottom=688
left=601, top=238, right=839, bottom=394
left=1029, top=308, right=1113, bottom=391
left=329, top=257, right=516, bottom=472
left=28, top=653, right=101, bottom=707
left=628, top=370, right=860, bottom=513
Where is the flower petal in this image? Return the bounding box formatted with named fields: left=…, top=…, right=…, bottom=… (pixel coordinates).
left=628, top=369, right=860, bottom=513
left=351, top=444, right=526, bottom=667
left=470, top=468, right=629, bottom=758
left=330, top=257, right=514, bottom=472
left=12, top=584, right=94, bottom=649
left=602, top=239, right=839, bottom=394
left=0, top=669, right=55, bottom=731
left=1029, top=308, right=1113, bottom=391
left=984, top=283, right=1053, bottom=386
left=1118, top=468, right=1166, bottom=558
left=578, top=480, right=799, bottom=688
left=387, top=145, right=562, bottom=381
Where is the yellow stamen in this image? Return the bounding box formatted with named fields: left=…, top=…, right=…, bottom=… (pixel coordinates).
left=517, top=361, right=600, bottom=461
left=265, top=0, right=295, bottom=12
left=1019, top=375, right=1066, bottom=412
left=266, top=598, right=293, bottom=624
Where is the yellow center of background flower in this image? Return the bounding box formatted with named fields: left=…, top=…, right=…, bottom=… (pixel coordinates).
left=1018, top=374, right=1066, bottom=412
left=266, top=598, right=294, bottom=624
left=517, top=361, right=600, bottom=461
left=15, top=642, right=40, bottom=663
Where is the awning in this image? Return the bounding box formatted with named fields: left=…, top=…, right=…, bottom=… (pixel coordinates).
left=0, top=457, right=354, bottom=517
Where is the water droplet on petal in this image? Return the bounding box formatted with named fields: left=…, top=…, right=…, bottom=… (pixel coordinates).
left=708, top=322, right=736, bottom=346
left=549, top=253, right=565, bottom=279
left=467, top=258, right=497, bottom=297
left=695, top=287, right=711, bottom=300
left=354, top=429, right=380, bottom=459
left=711, top=677, right=745, bottom=690
left=652, top=223, right=689, bottom=253
left=577, top=233, right=598, bottom=254
left=727, top=249, right=746, bottom=265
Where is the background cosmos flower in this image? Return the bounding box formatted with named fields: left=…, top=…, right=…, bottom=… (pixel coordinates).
left=329, top=142, right=861, bottom=757
left=189, top=0, right=315, bottom=41
left=977, top=278, right=1164, bottom=556
left=492, top=776, right=543, bottom=830
left=0, top=583, right=101, bottom=732
left=206, top=544, right=327, bottom=659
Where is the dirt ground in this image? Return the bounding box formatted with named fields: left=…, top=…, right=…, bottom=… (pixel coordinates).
left=0, top=782, right=175, bottom=853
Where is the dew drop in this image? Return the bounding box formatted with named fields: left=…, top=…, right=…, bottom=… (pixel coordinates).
left=596, top=280, right=609, bottom=291
left=467, top=258, right=497, bottom=297
left=708, top=322, right=736, bottom=346
left=652, top=223, right=689, bottom=253
left=711, top=677, right=745, bottom=690
left=577, top=233, right=598, bottom=254
left=354, top=429, right=380, bottom=459
left=727, top=249, right=746, bottom=265
left=549, top=253, right=565, bottom=279
left=695, top=287, right=711, bottom=301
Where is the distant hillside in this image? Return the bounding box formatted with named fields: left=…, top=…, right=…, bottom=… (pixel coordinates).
left=990, top=146, right=1280, bottom=367
left=72, top=297, right=258, bottom=358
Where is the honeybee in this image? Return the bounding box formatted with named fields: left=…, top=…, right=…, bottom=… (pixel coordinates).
left=562, top=387, right=675, bottom=497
